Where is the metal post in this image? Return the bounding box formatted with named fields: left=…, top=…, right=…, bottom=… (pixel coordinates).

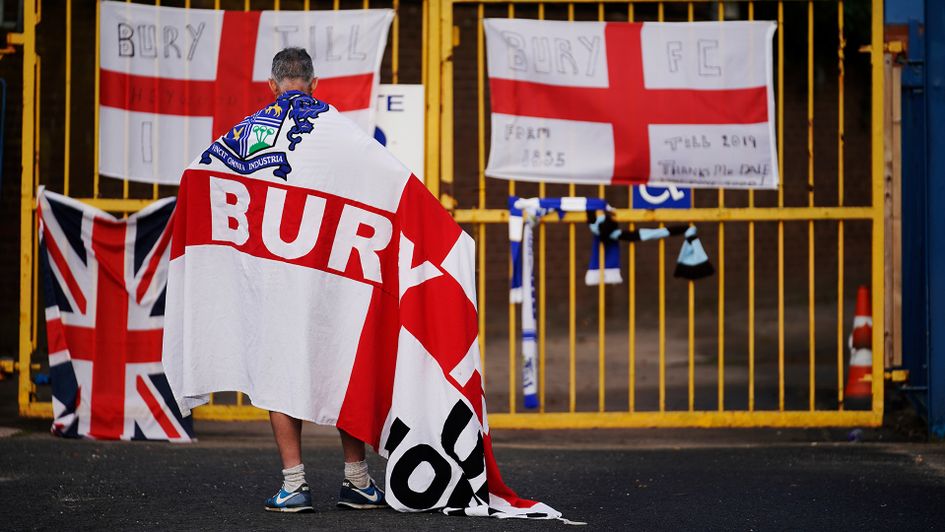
left=900, top=18, right=928, bottom=393
left=17, top=0, right=37, bottom=416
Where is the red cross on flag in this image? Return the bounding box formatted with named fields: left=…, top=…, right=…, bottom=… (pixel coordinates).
left=484, top=19, right=778, bottom=189
left=99, top=1, right=392, bottom=185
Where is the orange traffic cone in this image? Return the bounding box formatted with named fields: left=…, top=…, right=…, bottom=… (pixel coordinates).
left=845, top=285, right=873, bottom=402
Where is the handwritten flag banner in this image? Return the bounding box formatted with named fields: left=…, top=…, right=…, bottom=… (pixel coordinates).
left=484, top=19, right=779, bottom=190
left=99, top=1, right=392, bottom=185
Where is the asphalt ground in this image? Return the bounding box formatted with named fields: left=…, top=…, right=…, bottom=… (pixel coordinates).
left=1, top=410, right=944, bottom=531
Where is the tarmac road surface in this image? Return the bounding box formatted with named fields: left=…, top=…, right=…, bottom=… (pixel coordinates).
left=1, top=419, right=944, bottom=531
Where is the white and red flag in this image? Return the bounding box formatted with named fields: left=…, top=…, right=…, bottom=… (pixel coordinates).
left=99, top=1, right=392, bottom=184
left=484, top=19, right=778, bottom=189
left=38, top=189, right=193, bottom=442
left=162, top=91, right=561, bottom=518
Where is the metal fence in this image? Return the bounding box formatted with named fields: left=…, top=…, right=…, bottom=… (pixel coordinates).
left=15, top=0, right=886, bottom=428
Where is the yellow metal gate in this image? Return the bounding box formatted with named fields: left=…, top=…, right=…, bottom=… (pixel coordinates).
left=427, top=0, right=886, bottom=428
left=14, top=0, right=886, bottom=428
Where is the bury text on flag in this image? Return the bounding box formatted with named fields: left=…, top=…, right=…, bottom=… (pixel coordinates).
left=484, top=19, right=778, bottom=189
left=99, top=1, right=392, bottom=184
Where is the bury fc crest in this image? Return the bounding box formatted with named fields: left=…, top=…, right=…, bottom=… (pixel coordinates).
left=200, top=91, right=329, bottom=180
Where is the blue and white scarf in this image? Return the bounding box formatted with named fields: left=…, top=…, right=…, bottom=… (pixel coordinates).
left=509, top=197, right=713, bottom=408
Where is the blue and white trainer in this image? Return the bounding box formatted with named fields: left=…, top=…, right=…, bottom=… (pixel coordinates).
left=337, top=478, right=387, bottom=509
left=265, top=483, right=314, bottom=513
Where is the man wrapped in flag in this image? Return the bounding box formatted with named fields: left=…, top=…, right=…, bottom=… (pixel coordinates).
left=163, top=48, right=562, bottom=519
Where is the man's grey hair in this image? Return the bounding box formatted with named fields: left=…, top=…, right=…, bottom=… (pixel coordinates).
left=271, top=47, right=315, bottom=84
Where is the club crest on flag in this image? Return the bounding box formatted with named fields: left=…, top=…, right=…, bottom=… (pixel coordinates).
left=200, top=92, right=329, bottom=180
left=224, top=103, right=285, bottom=159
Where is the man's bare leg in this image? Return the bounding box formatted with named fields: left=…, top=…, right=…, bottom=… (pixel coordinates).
left=337, top=428, right=385, bottom=508
left=270, top=411, right=303, bottom=468
left=339, top=428, right=366, bottom=463
left=265, top=411, right=311, bottom=511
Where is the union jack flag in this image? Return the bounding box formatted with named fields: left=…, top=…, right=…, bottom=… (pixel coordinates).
left=39, top=189, right=193, bottom=441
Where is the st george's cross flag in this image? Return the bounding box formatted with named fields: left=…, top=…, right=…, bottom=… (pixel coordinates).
left=162, top=90, right=562, bottom=518
left=99, top=1, right=392, bottom=184
left=38, top=189, right=193, bottom=442
left=484, top=19, right=778, bottom=189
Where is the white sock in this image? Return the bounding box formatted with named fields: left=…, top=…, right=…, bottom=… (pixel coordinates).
left=282, top=463, right=306, bottom=492
left=344, top=460, right=370, bottom=489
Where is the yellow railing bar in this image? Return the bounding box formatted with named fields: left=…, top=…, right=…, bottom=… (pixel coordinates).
left=182, top=407, right=873, bottom=429
left=777, top=0, right=785, bottom=412
left=598, top=241, right=605, bottom=412
left=598, top=1, right=606, bottom=415
left=717, top=212, right=725, bottom=412
left=687, top=0, right=695, bottom=413
left=538, top=2, right=547, bottom=413
left=716, top=0, right=725, bottom=413
left=456, top=0, right=805, bottom=3
left=154, top=0, right=163, bottom=200
left=421, top=0, right=427, bottom=87
left=837, top=0, right=846, bottom=409
left=659, top=226, right=666, bottom=412
left=747, top=0, right=755, bottom=413
left=31, top=203, right=37, bottom=352
left=392, top=0, right=400, bottom=84
left=67, top=198, right=165, bottom=212
left=870, top=0, right=885, bottom=413
left=807, top=0, right=816, bottom=411
left=568, top=1, right=576, bottom=414
left=506, top=2, right=516, bottom=416
left=64, top=0, right=72, bottom=196
left=121, top=0, right=134, bottom=202
left=94, top=0, right=101, bottom=199
left=629, top=221, right=636, bottom=413
left=627, top=0, right=635, bottom=416
left=453, top=206, right=878, bottom=224
left=17, top=0, right=37, bottom=415
left=476, top=2, right=486, bottom=386
left=423, top=0, right=440, bottom=194
left=439, top=0, right=454, bottom=192
left=488, top=410, right=883, bottom=430
left=539, top=207, right=546, bottom=412
left=31, top=53, right=40, bottom=353
left=656, top=0, right=666, bottom=415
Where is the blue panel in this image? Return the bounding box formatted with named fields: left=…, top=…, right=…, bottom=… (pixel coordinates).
left=885, top=0, right=924, bottom=25
left=901, top=20, right=928, bottom=389
left=632, top=185, right=691, bottom=209
left=925, top=0, right=945, bottom=438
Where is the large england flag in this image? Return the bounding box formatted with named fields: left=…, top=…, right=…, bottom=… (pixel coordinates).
left=38, top=189, right=193, bottom=442
left=99, top=1, right=392, bottom=184
left=484, top=19, right=778, bottom=189
left=163, top=90, right=561, bottom=518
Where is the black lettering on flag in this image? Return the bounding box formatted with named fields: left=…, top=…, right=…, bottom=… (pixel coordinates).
left=383, top=417, right=411, bottom=454
left=163, top=26, right=181, bottom=59
left=138, top=24, right=158, bottom=58
left=390, top=444, right=452, bottom=510
left=440, top=401, right=485, bottom=479
left=118, top=23, right=134, bottom=57
left=185, top=23, right=206, bottom=61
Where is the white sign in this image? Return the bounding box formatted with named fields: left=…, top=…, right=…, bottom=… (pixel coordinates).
left=374, top=84, right=425, bottom=180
